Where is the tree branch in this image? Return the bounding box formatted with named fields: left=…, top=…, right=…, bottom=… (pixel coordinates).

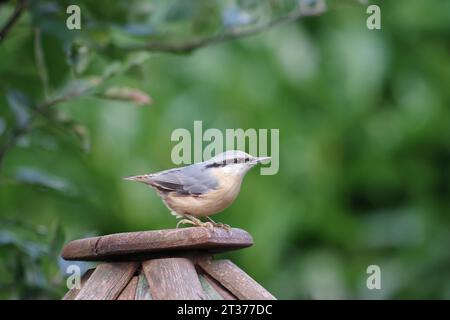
left=0, top=0, right=27, bottom=43
left=119, top=4, right=326, bottom=53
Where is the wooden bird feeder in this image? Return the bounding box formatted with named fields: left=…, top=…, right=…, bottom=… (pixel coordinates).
left=61, top=227, right=276, bottom=300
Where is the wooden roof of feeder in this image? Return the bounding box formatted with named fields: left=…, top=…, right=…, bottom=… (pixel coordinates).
left=61, top=227, right=276, bottom=300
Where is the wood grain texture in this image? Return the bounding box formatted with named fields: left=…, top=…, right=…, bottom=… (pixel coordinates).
left=75, top=262, right=138, bottom=300
left=198, top=273, right=224, bottom=300
left=142, top=258, right=207, bottom=300
left=198, top=259, right=276, bottom=300
left=200, top=271, right=237, bottom=300
left=117, top=276, right=138, bottom=300
left=61, top=228, right=253, bottom=261
left=62, top=268, right=94, bottom=300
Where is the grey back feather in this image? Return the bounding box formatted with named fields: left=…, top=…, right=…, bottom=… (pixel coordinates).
left=149, top=163, right=218, bottom=195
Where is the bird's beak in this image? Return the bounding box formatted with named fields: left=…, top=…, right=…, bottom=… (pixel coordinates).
left=123, top=174, right=150, bottom=183
left=256, top=156, right=271, bottom=164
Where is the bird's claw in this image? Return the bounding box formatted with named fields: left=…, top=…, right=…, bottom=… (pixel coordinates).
left=201, top=221, right=214, bottom=232
left=177, top=215, right=231, bottom=232
left=200, top=221, right=230, bottom=232
left=206, top=217, right=231, bottom=232
left=213, top=222, right=231, bottom=231
left=176, top=219, right=196, bottom=229
left=176, top=218, right=214, bottom=231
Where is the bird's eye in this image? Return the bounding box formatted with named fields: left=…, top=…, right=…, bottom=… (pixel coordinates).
left=233, top=158, right=238, bottom=164
left=244, top=157, right=249, bottom=162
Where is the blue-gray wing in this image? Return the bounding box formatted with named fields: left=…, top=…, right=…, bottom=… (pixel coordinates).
left=148, top=164, right=218, bottom=195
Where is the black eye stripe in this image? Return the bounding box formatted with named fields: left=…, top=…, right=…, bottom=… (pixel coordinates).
left=205, top=161, right=227, bottom=168
left=205, top=157, right=251, bottom=168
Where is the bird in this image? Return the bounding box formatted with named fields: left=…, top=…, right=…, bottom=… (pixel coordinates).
left=124, top=150, right=271, bottom=230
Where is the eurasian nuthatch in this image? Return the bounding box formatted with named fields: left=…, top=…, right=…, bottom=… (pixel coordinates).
left=124, top=150, right=270, bottom=229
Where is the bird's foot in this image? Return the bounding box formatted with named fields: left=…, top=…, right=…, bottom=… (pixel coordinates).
left=176, top=219, right=196, bottom=229
left=213, top=222, right=231, bottom=231
left=176, top=216, right=214, bottom=231
left=200, top=221, right=214, bottom=232
left=206, top=217, right=231, bottom=231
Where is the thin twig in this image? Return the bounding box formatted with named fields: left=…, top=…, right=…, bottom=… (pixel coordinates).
left=34, top=28, right=50, bottom=99
left=120, top=5, right=326, bottom=53
left=0, top=0, right=27, bottom=43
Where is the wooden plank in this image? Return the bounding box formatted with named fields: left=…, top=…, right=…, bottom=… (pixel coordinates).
left=142, top=258, right=207, bottom=300
left=198, top=273, right=224, bottom=300
left=117, top=276, right=138, bottom=300
left=75, top=262, right=138, bottom=300
left=200, top=272, right=237, bottom=300
left=135, top=273, right=152, bottom=300
left=61, top=227, right=253, bottom=261
left=198, top=259, right=276, bottom=300
left=62, top=268, right=94, bottom=300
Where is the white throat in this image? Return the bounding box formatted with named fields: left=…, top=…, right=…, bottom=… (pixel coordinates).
left=221, top=163, right=253, bottom=176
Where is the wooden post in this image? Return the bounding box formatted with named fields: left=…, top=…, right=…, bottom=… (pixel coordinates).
left=61, top=227, right=276, bottom=300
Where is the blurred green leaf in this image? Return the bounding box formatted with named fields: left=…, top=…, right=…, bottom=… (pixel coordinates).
left=0, top=219, right=65, bottom=299
left=117, top=23, right=155, bottom=37
left=48, top=221, right=65, bottom=259
left=164, top=0, right=198, bottom=22
left=14, top=167, right=76, bottom=195
left=0, top=118, right=6, bottom=136
left=222, top=7, right=253, bottom=28
left=66, top=40, right=92, bottom=75
left=101, top=61, right=122, bottom=79
left=6, top=90, right=33, bottom=128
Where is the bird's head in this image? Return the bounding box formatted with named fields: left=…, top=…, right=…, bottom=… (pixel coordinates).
left=204, top=150, right=271, bottom=176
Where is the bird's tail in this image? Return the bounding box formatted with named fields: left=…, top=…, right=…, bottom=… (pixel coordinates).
left=123, top=174, right=153, bottom=183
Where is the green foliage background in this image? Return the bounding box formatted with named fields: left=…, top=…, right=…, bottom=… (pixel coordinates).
left=1, top=0, right=449, bottom=299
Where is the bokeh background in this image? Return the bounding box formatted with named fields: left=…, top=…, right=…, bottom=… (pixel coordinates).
left=1, top=0, right=449, bottom=299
